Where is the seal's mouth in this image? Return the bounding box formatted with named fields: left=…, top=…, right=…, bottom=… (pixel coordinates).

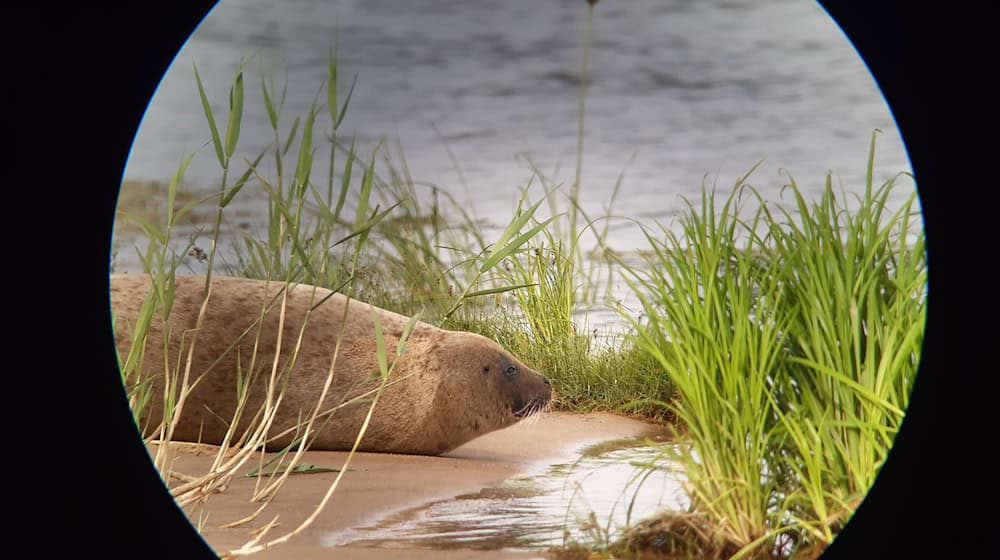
left=513, top=395, right=550, bottom=419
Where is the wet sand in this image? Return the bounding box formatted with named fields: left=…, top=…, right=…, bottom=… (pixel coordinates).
left=160, top=411, right=664, bottom=559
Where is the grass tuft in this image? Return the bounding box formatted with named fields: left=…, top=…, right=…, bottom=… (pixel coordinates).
left=617, top=131, right=924, bottom=558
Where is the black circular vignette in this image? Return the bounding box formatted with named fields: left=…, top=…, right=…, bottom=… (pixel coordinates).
left=15, top=1, right=974, bottom=558
left=90, top=7, right=225, bottom=557
left=817, top=2, right=974, bottom=559
left=15, top=3, right=221, bottom=559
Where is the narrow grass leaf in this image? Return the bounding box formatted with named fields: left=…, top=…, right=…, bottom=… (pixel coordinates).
left=481, top=214, right=561, bottom=272
left=334, top=138, right=356, bottom=221
left=283, top=115, right=302, bottom=157
left=335, top=74, right=357, bottom=130
left=355, top=142, right=383, bottom=231
left=120, top=293, right=159, bottom=376
left=225, top=67, right=244, bottom=159
left=222, top=151, right=266, bottom=207
left=172, top=192, right=220, bottom=226
left=327, top=46, right=338, bottom=127
left=491, top=194, right=544, bottom=253
left=246, top=462, right=342, bottom=477
left=371, top=306, right=388, bottom=378
left=464, top=283, right=539, bottom=298
left=193, top=64, right=225, bottom=169
left=261, top=72, right=279, bottom=132
left=166, top=152, right=196, bottom=226
left=331, top=202, right=401, bottom=248
left=295, top=104, right=318, bottom=196
left=397, top=312, right=422, bottom=357
left=125, top=213, right=168, bottom=245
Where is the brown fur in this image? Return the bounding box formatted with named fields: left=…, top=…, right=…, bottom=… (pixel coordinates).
left=110, top=274, right=551, bottom=455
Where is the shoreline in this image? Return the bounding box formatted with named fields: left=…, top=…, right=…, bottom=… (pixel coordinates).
left=159, top=411, right=666, bottom=560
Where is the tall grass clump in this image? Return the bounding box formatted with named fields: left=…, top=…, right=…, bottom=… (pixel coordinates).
left=623, top=166, right=790, bottom=558
left=474, top=163, right=675, bottom=418
left=760, top=135, right=925, bottom=551
left=231, top=71, right=540, bottom=323
left=474, top=155, right=675, bottom=418
left=470, top=0, right=656, bottom=414
left=621, top=133, right=925, bottom=558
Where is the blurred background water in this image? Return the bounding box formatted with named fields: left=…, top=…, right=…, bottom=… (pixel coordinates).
left=120, top=0, right=916, bottom=282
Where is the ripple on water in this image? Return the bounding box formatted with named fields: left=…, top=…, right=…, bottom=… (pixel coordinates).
left=321, top=437, right=690, bottom=551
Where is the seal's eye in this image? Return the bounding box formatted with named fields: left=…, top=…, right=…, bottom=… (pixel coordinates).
left=504, top=365, right=517, bottom=378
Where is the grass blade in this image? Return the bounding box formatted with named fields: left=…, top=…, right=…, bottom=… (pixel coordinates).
left=225, top=66, right=245, bottom=159
left=463, top=283, right=538, bottom=298
left=222, top=151, right=266, bottom=207
left=480, top=215, right=561, bottom=272
left=295, top=104, right=318, bottom=197
left=193, top=63, right=226, bottom=169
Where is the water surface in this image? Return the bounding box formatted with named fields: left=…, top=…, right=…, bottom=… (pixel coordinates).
left=115, top=0, right=919, bottom=336
left=322, top=437, right=688, bottom=552
left=121, top=0, right=914, bottom=258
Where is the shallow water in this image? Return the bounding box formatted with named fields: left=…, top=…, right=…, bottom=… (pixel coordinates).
left=321, top=437, right=688, bottom=552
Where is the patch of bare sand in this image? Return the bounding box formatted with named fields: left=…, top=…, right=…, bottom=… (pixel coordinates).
left=162, top=411, right=664, bottom=559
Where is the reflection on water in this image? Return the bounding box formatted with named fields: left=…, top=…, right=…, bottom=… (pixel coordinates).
left=322, top=438, right=689, bottom=551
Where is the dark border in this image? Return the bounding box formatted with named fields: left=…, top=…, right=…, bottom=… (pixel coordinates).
left=15, top=1, right=968, bottom=558
left=15, top=3, right=220, bottom=558
left=817, top=1, right=967, bottom=559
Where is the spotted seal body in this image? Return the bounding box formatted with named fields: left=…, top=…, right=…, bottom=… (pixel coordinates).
left=111, top=274, right=552, bottom=455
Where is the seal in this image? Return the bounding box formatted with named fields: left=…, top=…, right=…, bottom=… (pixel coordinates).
left=110, top=274, right=552, bottom=455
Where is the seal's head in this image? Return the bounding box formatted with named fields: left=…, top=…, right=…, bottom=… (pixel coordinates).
left=475, top=336, right=552, bottom=423
left=417, top=331, right=552, bottom=453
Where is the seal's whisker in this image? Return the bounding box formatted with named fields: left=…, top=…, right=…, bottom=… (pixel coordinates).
left=515, top=399, right=549, bottom=425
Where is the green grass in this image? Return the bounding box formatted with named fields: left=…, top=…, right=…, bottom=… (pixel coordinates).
left=444, top=311, right=676, bottom=422
left=618, top=132, right=925, bottom=558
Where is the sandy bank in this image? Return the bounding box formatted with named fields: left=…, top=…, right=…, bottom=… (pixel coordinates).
left=158, top=411, right=664, bottom=559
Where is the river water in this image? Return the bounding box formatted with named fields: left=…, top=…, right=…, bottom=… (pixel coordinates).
left=118, top=0, right=918, bottom=319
